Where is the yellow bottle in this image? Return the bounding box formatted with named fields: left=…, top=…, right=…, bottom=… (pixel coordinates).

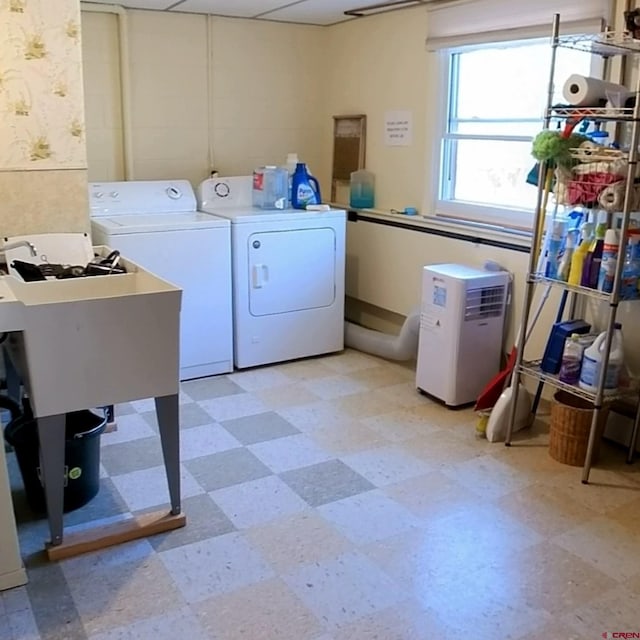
left=568, top=222, right=594, bottom=286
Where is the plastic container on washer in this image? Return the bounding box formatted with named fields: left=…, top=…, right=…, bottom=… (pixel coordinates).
left=252, top=166, right=288, bottom=209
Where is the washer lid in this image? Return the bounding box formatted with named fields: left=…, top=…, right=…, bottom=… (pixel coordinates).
left=199, top=206, right=346, bottom=224
left=91, top=211, right=230, bottom=234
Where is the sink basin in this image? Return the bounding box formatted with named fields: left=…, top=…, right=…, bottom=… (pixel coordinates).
left=4, top=248, right=182, bottom=417
left=5, top=262, right=173, bottom=305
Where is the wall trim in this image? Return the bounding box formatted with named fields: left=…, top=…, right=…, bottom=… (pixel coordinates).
left=348, top=210, right=530, bottom=253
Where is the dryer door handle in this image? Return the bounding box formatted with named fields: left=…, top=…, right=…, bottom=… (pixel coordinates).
left=252, top=264, right=269, bottom=288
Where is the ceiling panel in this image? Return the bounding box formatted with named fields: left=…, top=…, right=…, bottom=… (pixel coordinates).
left=173, top=0, right=291, bottom=18
left=98, top=0, right=175, bottom=9
left=259, top=0, right=359, bottom=25
left=83, top=0, right=393, bottom=25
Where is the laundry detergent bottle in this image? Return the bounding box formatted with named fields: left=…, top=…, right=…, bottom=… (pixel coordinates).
left=291, top=163, right=321, bottom=209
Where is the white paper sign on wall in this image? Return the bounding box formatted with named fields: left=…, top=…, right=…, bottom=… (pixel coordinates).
left=384, top=110, right=412, bottom=147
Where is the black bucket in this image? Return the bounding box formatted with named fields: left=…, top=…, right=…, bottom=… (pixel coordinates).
left=5, top=410, right=107, bottom=513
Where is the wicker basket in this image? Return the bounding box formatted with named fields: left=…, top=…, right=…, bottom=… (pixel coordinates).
left=549, top=391, right=609, bottom=467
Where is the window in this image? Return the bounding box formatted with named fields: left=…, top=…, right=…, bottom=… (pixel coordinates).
left=436, top=39, right=594, bottom=230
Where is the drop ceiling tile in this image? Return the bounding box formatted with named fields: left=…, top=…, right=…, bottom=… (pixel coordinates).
left=83, top=0, right=384, bottom=26
left=173, top=0, right=292, bottom=17
left=260, top=0, right=358, bottom=26
left=104, top=0, right=176, bottom=9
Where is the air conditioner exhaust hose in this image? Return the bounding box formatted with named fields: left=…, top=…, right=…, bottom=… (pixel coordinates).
left=344, top=308, right=420, bottom=361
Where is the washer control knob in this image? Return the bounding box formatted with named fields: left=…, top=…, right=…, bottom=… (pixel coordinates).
left=167, top=186, right=182, bottom=199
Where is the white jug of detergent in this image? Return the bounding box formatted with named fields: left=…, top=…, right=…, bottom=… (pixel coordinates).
left=579, top=324, right=624, bottom=393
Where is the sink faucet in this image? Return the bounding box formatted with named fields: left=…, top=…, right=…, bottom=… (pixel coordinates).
left=1, top=240, right=38, bottom=257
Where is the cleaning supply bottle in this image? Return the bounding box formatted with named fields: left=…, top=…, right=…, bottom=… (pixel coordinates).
left=620, top=235, right=640, bottom=300
left=598, top=228, right=620, bottom=293
left=282, top=153, right=299, bottom=206
left=557, top=228, right=576, bottom=282
left=349, top=169, right=375, bottom=209
left=291, top=163, right=321, bottom=209
left=569, top=222, right=594, bottom=285
left=545, top=219, right=567, bottom=280
left=559, top=333, right=584, bottom=385
left=252, top=166, right=288, bottom=209
left=581, top=215, right=607, bottom=288
left=579, top=323, right=624, bottom=393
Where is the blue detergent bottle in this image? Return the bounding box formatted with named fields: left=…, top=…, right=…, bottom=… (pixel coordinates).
left=291, top=163, right=321, bottom=209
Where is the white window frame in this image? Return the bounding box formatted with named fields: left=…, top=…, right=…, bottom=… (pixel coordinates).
left=429, top=37, right=602, bottom=234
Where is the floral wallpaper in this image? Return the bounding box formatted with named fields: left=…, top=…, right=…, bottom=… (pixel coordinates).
left=0, top=0, right=86, bottom=170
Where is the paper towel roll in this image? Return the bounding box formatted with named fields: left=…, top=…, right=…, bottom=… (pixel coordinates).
left=562, top=74, right=628, bottom=107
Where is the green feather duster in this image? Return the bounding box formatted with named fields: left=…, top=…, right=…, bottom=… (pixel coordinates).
left=531, top=130, right=589, bottom=168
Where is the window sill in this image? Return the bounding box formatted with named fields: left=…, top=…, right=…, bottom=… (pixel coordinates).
left=342, top=205, right=533, bottom=252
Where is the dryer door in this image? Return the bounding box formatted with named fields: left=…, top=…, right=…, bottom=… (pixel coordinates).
left=248, top=228, right=336, bottom=316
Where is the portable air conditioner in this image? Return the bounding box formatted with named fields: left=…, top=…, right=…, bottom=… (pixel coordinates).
left=416, top=264, right=509, bottom=407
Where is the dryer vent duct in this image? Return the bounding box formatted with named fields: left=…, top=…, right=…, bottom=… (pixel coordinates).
left=344, top=308, right=420, bottom=361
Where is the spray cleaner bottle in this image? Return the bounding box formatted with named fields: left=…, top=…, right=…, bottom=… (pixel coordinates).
left=545, top=219, right=567, bottom=279
left=558, top=228, right=577, bottom=282
left=569, top=221, right=594, bottom=285
left=598, top=228, right=620, bottom=293
left=581, top=212, right=607, bottom=288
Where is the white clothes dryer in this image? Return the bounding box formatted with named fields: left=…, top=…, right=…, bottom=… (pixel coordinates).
left=197, top=176, right=346, bottom=369
left=89, top=180, right=233, bottom=379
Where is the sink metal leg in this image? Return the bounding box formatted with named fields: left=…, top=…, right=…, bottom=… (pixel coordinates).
left=37, top=414, right=66, bottom=546
left=155, top=394, right=181, bottom=516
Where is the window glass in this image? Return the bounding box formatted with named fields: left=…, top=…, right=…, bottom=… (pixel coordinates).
left=438, top=39, right=594, bottom=224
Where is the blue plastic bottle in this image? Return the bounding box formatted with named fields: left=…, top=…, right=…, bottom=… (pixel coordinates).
left=545, top=220, right=567, bottom=280
left=621, top=236, right=640, bottom=300
left=291, top=163, right=321, bottom=209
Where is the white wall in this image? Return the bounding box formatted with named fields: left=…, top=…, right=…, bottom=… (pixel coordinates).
left=81, top=9, right=326, bottom=187
left=209, top=17, right=326, bottom=183
left=81, top=11, right=123, bottom=182
left=346, top=219, right=564, bottom=354
left=323, top=7, right=432, bottom=214
left=127, top=10, right=210, bottom=184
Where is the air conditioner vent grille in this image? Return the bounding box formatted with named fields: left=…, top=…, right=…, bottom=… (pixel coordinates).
left=464, top=285, right=505, bottom=321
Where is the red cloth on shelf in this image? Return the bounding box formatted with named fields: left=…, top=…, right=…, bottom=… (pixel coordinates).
left=566, top=172, right=623, bottom=206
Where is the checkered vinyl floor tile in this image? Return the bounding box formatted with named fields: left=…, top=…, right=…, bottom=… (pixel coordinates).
left=4, top=349, right=640, bottom=640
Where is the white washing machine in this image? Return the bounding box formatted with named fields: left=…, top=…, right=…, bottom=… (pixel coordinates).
left=197, top=176, right=346, bottom=369
left=89, top=180, right=233, bottom=380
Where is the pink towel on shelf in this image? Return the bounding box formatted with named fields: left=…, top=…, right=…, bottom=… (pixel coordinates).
left=567, top=172, right=624, bottom=206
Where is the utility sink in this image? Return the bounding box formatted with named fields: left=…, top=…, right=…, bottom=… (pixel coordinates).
left=4, top=248, right=182, bottom=417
